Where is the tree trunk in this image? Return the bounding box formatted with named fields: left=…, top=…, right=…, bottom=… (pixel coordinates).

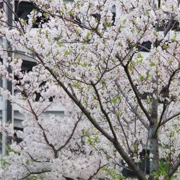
left=114, top=139, right=146, bottom=180
left=148, top=126, right=159, bottom=180
left=148, top=94, right=159, bottom=180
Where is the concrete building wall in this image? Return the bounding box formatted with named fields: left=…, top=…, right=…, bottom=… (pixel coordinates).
left=0, top=0, right=68, bottom=132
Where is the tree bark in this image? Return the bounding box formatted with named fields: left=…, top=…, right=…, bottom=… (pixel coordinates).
left=148, top=127, right=159, bottom=180
left=148, top=96, right=159, bottom=180
left=114, top=139, right=147, bottom=180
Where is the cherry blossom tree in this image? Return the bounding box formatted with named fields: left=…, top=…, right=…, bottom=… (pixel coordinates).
left=0, top=0, right=180, bottom=179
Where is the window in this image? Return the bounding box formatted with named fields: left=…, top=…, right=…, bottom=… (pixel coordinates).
left=15, top=1, right=34, bottom=21
left=15, top=1, right=48, bottom=28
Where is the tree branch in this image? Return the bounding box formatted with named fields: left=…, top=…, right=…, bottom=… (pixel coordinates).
left=19, top=168, right=51, bottom=180
left=34, top=51, right=147, bottom=180
left=161, top=111, right=180, bottom=126
left=117, top=117, right=131, bottom=153
left=164, top=15, right=176, bottom=37
left=27, top=99, right=58, bottom=158
left=114, top=80, right=148, bottom=129
left=35, top=52, right=114, bottom=143
left=91, top=81, right=118, bottom=141
left=88, top=161, right=107, bottom=180
left=56, top=119, right=80, bottom=152
left=167, top=158, right=180, bottom=178
left=123, top=63, right=152, bottom=124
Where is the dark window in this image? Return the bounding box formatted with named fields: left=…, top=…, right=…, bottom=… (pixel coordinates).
left=14, top=61, right=54, bottom=102
left=15, top=1, right=49, bottom=28
left=15, top=1, right=34, bottom=21
left=21, top=60, right=36, bottom=72
left=35, top=81, right=54, bottom=102
left=112, top=12, right=115, bottom=25
left=137, top=41, right=152, bottom=52
left=14, top=127, right=23, bottom=144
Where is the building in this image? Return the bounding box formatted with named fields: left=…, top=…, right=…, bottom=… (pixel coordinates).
left=0, top=0, right=68, bottom=156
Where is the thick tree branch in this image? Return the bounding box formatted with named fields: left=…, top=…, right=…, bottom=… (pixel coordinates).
left=123, top=64, right=152, bottom=124
left=115, top=53, right=152, bottom=124
left=164, top=15, right=176, bottom=37
left=113, top=139, right=146, bottom=180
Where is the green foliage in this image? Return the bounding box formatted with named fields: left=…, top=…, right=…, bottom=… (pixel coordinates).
left=26, top=176, right=38, bottom=180
left=128, top=58, right=143, bottom=72
left=137, top=53, right=143, bottom=59
left=7, top=144, right=20, bottom=155
left=149, top=60, right=155, bottom=67
left=85, top=32, right=91, bottom=40
left=25, top=174, right=45, bottom=180
left=140, top=75, right=144, bottom=81
left=169, top=131, right=175, bottom=137
left=87, top=135, right=99, bottom=145
left=102, top=167, right=125, bottom=180
left=69, top=9, right=75, bottom=17
left=22, top=19, right=27, bottom=25
left=46, top=51, right=51, bottom=57
left=132, top=144, right=138, bottom=153
left=57, top=42, right=63, bottom=47
left=83, top=130, right=99, bottom=146
left=111, top=95, right=121, bottom=103
left=1, top=158, right=10, bottom=169
left=43, top=12, right=48, bottom=19
left=72, top=81, right=82, bottom=91
left=153, top=160, right=177, bottom=180
left=103, top=22, right=112, bottom=27
left=162, top=43, right=168, bottom=50
left=81, top=45, right=85, bottom=50
left=64, top=49, right=72, bottom=55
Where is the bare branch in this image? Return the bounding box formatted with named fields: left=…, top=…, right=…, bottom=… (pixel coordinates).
left=56, top=119, right=80, bottom=152
left=114, top=80, right=148, bottom=129
left=161, top=111, right=180, bottom=126
left=19, top=168, right=51, bottom=180
left=118, top=117, right=131, bottom=153
left=91, top=81, right=117, bottom=141
left=88, top=161, right=107, bottom=180
left=27, top=99, right=58, bottom=158
left=118, top=58, right=152, bottom=124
